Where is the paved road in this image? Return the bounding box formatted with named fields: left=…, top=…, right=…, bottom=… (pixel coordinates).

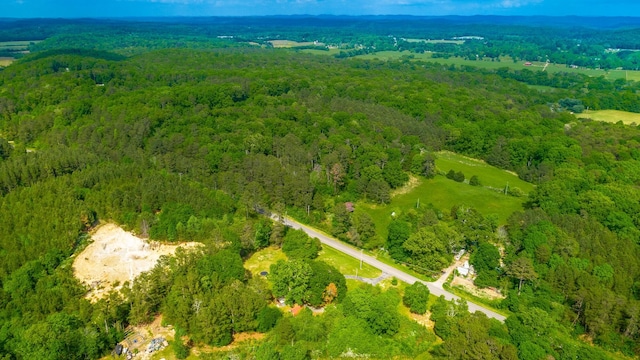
left=282, top=216, right=506, bottom=322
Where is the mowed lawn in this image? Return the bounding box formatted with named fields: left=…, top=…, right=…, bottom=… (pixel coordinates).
left=578, top=110, right=640, bottom=125
left=244, top=246, right=288, bottom=277
left=361, top=152, right=532, bottom=239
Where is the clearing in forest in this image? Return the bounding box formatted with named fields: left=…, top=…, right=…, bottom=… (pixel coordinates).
left=269, top=40, right=324, bottom=48
left=435, top=151, right=534, bottom=194
left=73, top=223, right=201, bottom=302
left=361, top=152, right=532, bottom=239
left=578, top=109, right=640, bottom=125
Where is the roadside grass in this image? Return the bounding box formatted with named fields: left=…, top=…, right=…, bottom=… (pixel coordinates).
left=371, top=248, right=438, bottom=282
left=435, top=151, right=535, bottom=194
left=244, top=246, right=288, bottom=277
left=318, top=244, right=381, bottom=278
left=578, top=109, right=640, bottom=125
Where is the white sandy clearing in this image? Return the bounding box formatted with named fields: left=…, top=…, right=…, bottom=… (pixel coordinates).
left=73, top=223, right=202, bottom=302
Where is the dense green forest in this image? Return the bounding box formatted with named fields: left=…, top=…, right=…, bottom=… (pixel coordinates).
left=1, top=17, right=640, bottom=359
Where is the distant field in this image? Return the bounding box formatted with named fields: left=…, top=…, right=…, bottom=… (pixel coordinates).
left=0, top=40, right=41, bottom=50
left=0, top=40, right=41, bottom=64
left=526, top=84, right=558, bottom=92
left=435, top=151, right=534, bottom=194
left=300, top=48, right=341, bottom=56
left=578, top=110, right=640, bottom=125
left=352, top=50, right=640, bottom=81
left=361, top=154, right=530, bottom=240
left=404, top=38, right=464, bottom=45
left=269, top=39, right=324, bottom=48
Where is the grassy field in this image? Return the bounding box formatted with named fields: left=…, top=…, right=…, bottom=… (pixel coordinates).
left=352, top=50, right=640, bottom=81
left=269, top=40, right=324, bottom=48
left=436, top=151, right=534, bottom=194
left=300, top=48, right=341, bottom=56
left=244, top=246, right=288, bottom=277
left=244, top=244, right=381, bottom=279
left=404, top=38, right=465, bottom=45
left=0, top=40, right=41, bottom=67
left=0, top=40, right=41, bottom=50
left=578, top=109, right=640, bottom=125
left=361, top=152, right=531, bottom=240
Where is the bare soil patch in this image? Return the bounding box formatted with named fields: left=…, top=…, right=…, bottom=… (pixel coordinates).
left=450, top=276, right=505, bottom=300
left=391, top=175, right=421, bottom=197
left=73, top=223, right=202, bottom=301
left=411, top=311, right=435, bottom=330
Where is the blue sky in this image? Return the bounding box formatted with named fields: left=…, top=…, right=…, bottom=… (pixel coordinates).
left=4, top=0, right=640, bottom=18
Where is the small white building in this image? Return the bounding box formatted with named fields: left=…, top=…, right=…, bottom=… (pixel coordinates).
left=457, top=261, right=475, bottom=277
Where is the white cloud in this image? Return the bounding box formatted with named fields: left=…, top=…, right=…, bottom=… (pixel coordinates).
left=499, top=0, right=543, bottom=8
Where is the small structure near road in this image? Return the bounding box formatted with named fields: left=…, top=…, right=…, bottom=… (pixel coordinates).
left=456, top=261, right=475, bottom=277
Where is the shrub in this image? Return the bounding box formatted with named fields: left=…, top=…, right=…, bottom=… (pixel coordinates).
left=403, top=282, right=430, bottom=314
left=446, top=169, right=456, bottom=180
left=469, top=175, right=481, bottom=186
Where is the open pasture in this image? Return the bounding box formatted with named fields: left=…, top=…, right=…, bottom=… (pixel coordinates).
left=361, top=173, right=529, bottom=240
left=435, top=151, right=534, bottom=194
left=269, top=39, right=324, bottom=48
left=578, top=110, right=640, bottom=125
left=404, top=38, right=465, bottom=44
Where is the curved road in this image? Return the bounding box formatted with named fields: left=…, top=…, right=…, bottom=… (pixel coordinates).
left=282, top=216, right=506, bottom=322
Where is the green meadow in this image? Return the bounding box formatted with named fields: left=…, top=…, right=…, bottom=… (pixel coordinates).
left=435, top=151, right=534, bottom=194
left=244, top=246, right=288, bottom=277
left=578, top=109, right=640, bottom=125
left=360, top=152, right=532, bottom=239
